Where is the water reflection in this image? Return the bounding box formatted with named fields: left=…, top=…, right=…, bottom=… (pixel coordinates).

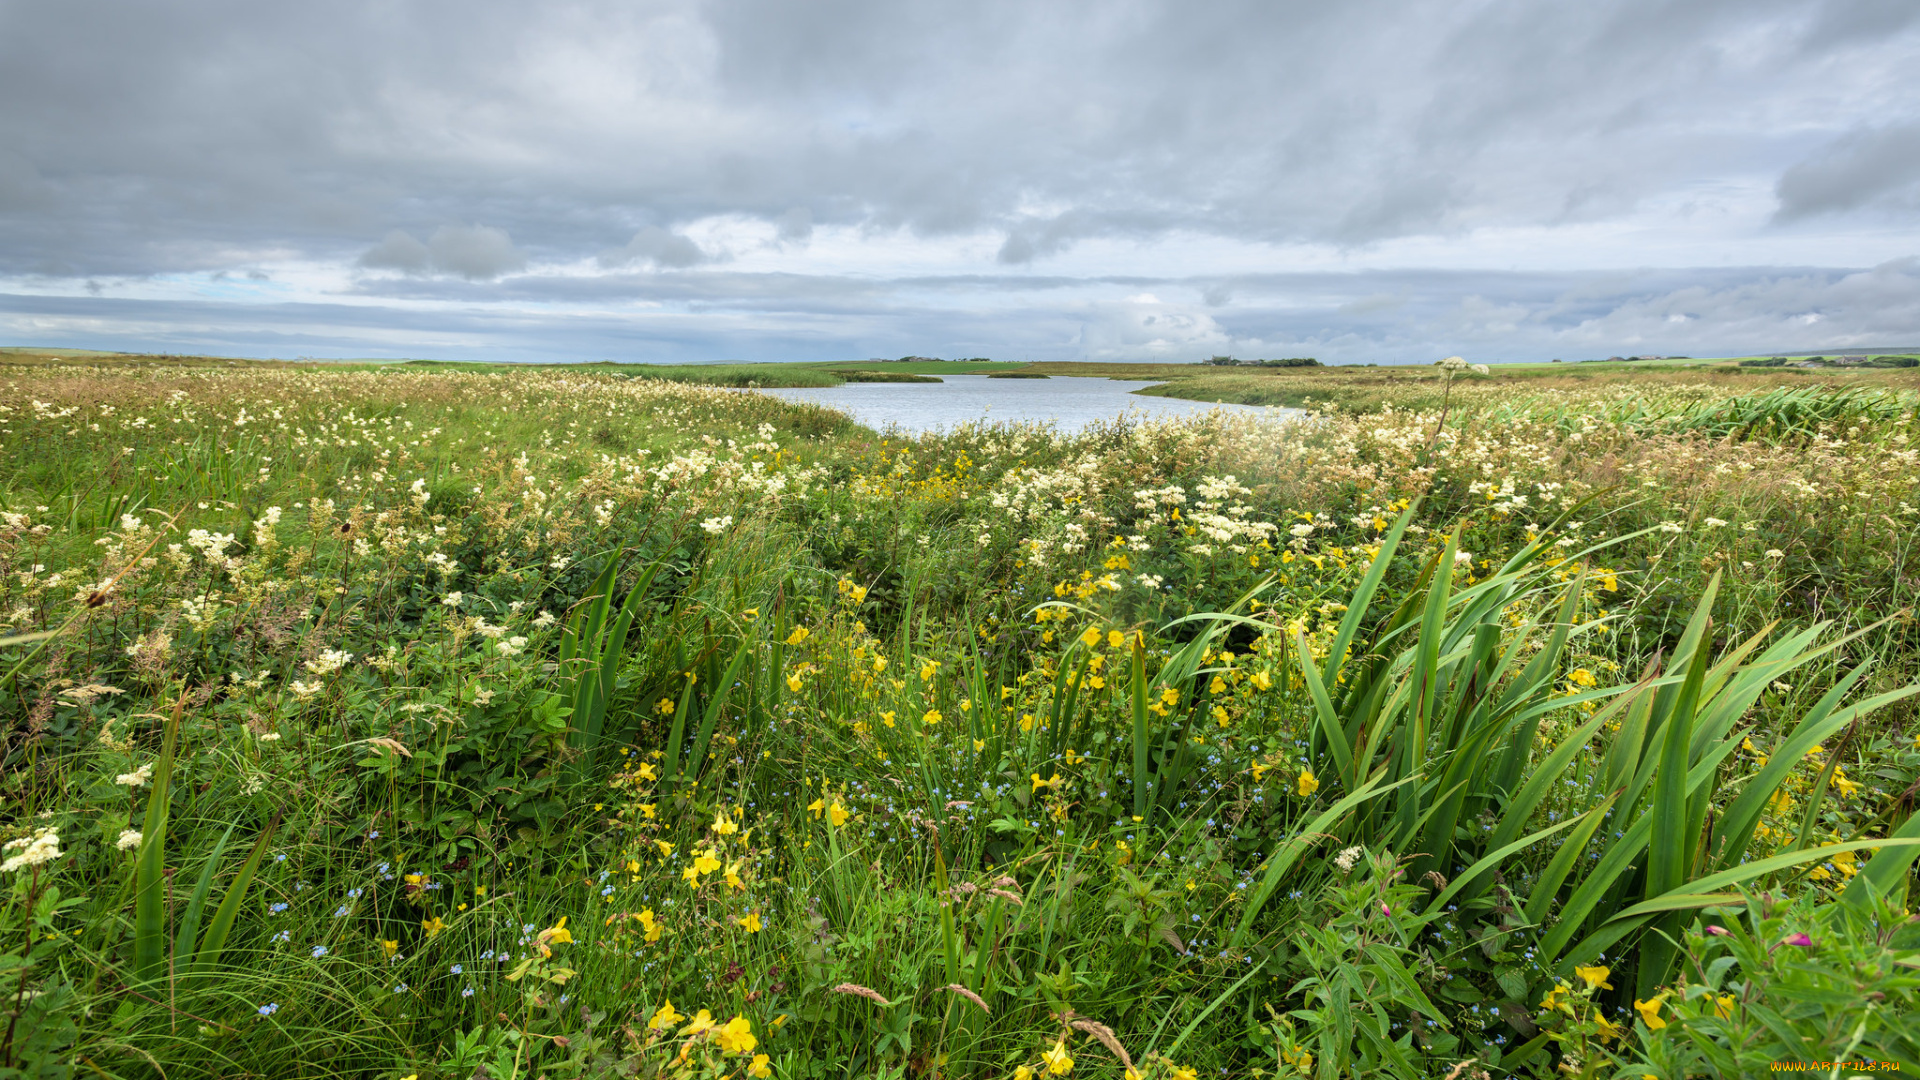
left=746, top=373, right=1297, bottom=434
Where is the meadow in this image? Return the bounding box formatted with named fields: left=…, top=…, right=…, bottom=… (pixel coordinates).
left=2, top=357, right=1918, bottom=1079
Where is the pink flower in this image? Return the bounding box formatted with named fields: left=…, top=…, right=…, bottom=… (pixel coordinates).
left=1705, top=925, right=1731, bottom=936
left=1381, top=903, right=1392, bottom=916
left=1784, top=933, right=1813, bottom=947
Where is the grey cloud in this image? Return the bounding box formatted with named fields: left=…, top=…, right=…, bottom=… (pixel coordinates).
left=361, top=230, right=432, bottom=273
left=602, top=226, right=709, bottom=269
left=1775, top=124, right=1920, bottom=219
left=360, top=225, right=526, bottom=279
left=14, top=261, right=1920, bottom=365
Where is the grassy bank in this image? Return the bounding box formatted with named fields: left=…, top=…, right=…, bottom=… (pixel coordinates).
left=2, top=359, right=1918, bottom=1079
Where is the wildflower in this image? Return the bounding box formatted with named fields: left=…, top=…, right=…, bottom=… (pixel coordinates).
left=442, top=591, right=463, bottom=607
left=1765, top=548, right=1785, bottom=558
left=1, top=828, right=60, bottom=873
left=749, top=1054, right=772, bottom=1078
left=496, top=636, right=528, bottom=656
left=738, top=912, right=762, bottom=933
left=693, top=852, right=723, bottom=877
left=741, top=607, right=759, bottom=622
left=379, top=939, right=399, bottom=958
left=534, top=916, right=573, bottom=957
left=1633, top=996, right=1667, bottom=1030
left=639, top=908, right=663, bottom=942
left=1784, top=932, right=1813, bottom=947
left=828, top=801, right=851, bottom=828
left=115, top=829, right=143, bottom=851
left=1333, top=846, right=1363, bottom=873
left=311, top=945, right=329, bottom=958
left=450, top=963, right=463, bottom=974
left=785, top=626, right=809, bottom=646
left=422, top=916, right=446, bottom=938
left=1295, top=770, right=1318, bottom=797
left=682, top=1009, right=716, bottom=1035
left=655, top=839, right=675, bottom=856
left=463, top=986, right=475, bottom=997
left=713, top=809, right=737, bottom=836
left=921, top=709, right=942, bottom=726
left=1574, top=964, right=1612, bottom=990
left=700, top=516, right=735, bottom=535
left=1016, top=1068, right=1036, bottom=1080
left=115, top=761, right=157, bottom=787
left=257, top=1002, right=279, bottom=1016
left=1249, top=671, right=1272, bottom=691
left=1540, top=981, right=1572, bottom=1014
left=1042, top=1039, right=1074, bottom=1075
left=714, top=1014, right=757, bottom=1054
left=725, top=861, right=744, bottom=891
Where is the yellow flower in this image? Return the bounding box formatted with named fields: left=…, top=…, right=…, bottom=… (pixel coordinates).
left=1633, top=996, right=1667, bottom=1030
left=692, top=851, right=722, bottom=877
left=1015, top=1068, right=1035, bottom=1080
left=714, top=1014, right=757, bottom=1054
left=639, top=908, right=663, bottom=942
left=1042, top=1039, right=1074, bottom=1076
left=379, top=938, right=399, bottom=958
left=973, top=738, right=986, bottom=752
left=807, top=797, right=825, bottom=817
left=738, top=912, right=762, bottom=933
left=741, top=607, right=759, bottom=622
left=534, top=916, right=572, bottom=958
left=749, top=1054, right=772, bottom=1078
left=647, top=1000, right=684, bottom=1030
left=725, top=860, right=745, bottom=891
left=655, top=697, right=675, bottom=716
left=1832, top=771, right=1860, bottom=798
left=1713, top=994, right=1736, bottom=1019
left=1593, top=1013, right=1625, bottom=1041
left=786, top=626, right=809, bottom=646
left=636, top=762, right=658, bottom=781
left=1020, top=712, right=1035, bottom=732
left=639, top=802, right=656, bottom=820
left=713, top=810, right=738, bottom=836
left=474, top=885, right=486, bottom=896
left=655, top=839, right=675, bottom=856
left=1250, top=671, right=1273, bottom=691
left=1295, top=769, right=1318, bottom=797
left=919, top=660, right=940, bottom=682
left=681, top=1009, right=716, bottom=1035
left=421, top=916, right=446, bottom=938
left=921, top=709, right=942, bottom=726
left=828, top=801, right=851, bottom=828
left=880, top=710, right=896, bottom=727
left=1107, top=631, right=1125, bottom=648
left=1540, top=981, right=1573, bottom=1014
left=786, top=672, right=804, bottom=693
left=1574, top=965, right=1613, bottom=991
left=1079, top=627, right=1102, bottom=648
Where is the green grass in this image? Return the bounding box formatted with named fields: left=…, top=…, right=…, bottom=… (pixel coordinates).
left=1, top=359, right=1916, bottom=1079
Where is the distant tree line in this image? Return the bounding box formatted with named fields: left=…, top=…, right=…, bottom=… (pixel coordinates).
left=1202, top=356, right=1321, bottom=367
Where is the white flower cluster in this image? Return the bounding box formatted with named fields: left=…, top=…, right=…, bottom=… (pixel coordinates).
left=2, top=827, right=61, bottom=872
left=303, top=649, right=353, bottom=676
left=115, top=762, right=154, bottom=787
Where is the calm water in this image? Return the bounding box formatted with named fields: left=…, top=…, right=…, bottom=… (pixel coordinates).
left=747, top=374, right=1298, bottom=434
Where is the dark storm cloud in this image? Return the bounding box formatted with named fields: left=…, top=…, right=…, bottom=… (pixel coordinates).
left=1, top=0, right=1917, bottom=357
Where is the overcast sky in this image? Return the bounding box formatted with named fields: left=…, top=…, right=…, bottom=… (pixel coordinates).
left=3, top=0, right=1919, bottom=364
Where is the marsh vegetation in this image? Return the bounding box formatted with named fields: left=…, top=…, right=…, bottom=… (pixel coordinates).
left=2, top=359, right=1917, bottom=1078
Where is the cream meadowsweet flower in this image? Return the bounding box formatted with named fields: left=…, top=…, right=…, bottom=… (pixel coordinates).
left=115, top=762, right=154, bottom=787
left=116, top=829, right=143, bottom=851
left=2, top=827, right=61, bottom=872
